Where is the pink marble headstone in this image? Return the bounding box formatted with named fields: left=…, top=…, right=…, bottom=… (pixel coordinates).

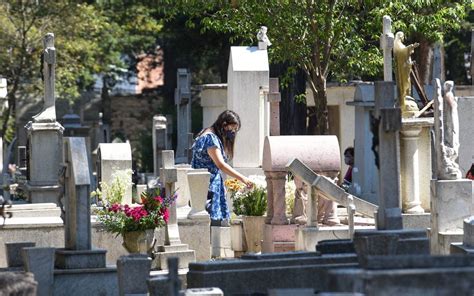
left=262, top=135, right=341, bottom=225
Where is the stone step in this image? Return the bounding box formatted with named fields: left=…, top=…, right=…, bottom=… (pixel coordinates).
left=152, top=249, right=196, bottom=270
left=8, top=203, right=61, bottom=218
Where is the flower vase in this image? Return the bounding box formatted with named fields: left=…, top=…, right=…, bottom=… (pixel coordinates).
left=122, top=229, right=156, bottom=255
left=242, top=216, right=266, bottom=253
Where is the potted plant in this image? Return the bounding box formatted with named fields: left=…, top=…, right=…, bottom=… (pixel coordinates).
left=94, top=184, right=176, bottom=255
left=225, top=176, right=267, bottom=253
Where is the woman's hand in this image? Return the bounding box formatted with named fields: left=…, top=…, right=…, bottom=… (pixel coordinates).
left=242, top=177, right=253, bottom=189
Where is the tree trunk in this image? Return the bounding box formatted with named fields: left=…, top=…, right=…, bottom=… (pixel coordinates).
left=311, top=75, right=329, bottom=135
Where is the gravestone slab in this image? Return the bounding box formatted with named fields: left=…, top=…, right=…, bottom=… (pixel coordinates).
left=227, top=46, right=269, bottom=168
left=97, top=142, right=132, bottom=204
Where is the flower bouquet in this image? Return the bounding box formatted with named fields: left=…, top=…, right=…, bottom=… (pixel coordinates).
left=96, top=187, right=177, bottom=254
left=225, top=175, right=267, bottom=253
left=225, top=175, right=267, bottom=217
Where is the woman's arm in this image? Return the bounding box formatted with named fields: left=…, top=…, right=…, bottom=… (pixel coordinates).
left=208, top=147, right=252, bottom=187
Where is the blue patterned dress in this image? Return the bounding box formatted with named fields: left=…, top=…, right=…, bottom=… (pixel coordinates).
left=191, top=133, right=230, bottom=220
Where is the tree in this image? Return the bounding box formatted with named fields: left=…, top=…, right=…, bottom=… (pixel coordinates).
left=159, top=0, right=469, bottom=134
left=0, top=1, right=116, bottom=141
left=0, top=0, right=163, bottom=142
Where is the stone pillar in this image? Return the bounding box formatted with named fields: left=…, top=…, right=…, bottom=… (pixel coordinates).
left=374, top=81, right=403, bottom=230
left=154, top=150, right=196, bottom=270
left=160, top=150, right=181, bottom=245
left=400, top=125, right=424, bottom=214
left=380, top=15, right=394, bottom=82
left=266, top=171, right=288, bottom=225
left=153, top=115, right=167, bottom=177
left=25, top=121, right=64, bottom=204
left=175, top=69, right=192, bottom=163
left=56, top=137, right=107, bottom=269
left=268, top=78, right=281, bottom=136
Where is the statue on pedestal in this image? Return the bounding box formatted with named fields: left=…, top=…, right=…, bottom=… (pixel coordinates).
left=434, top=79, right=461, bottom=179
left=394, top=31, right=419, bottom=117
left=257, top=26, right=272, bottom=50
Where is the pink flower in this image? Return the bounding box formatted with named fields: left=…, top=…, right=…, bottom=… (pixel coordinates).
left=154, top=196, right=163, bottom=203
left=109, top=203, right=121, bottom=213
left=162, top=208, right=169, bottom=223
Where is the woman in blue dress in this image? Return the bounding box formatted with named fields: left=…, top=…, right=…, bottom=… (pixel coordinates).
left=191, top=110, right=253, bottom=226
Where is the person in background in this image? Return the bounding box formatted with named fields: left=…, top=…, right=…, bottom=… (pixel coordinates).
left=342, top=147, right=354, bottom=191
left=191, top=110, right=253, bottom=226
left=466, top=164, right=474, bottom=180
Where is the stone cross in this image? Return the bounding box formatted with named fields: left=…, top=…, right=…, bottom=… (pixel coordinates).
left=33, top=33, right=56, bottom=122
left=63, top=137, right=92, bottom=250
left=153, top=115, right=167, bottom=177
left=380, top=15, right=394, bottom=82
left=374, top=81, right=403, bottom=230
left=175, top=69, right=192, bottom=163
left=160, top=150, right=181, bottom=245
left=267, top=78, right=281, bottom=136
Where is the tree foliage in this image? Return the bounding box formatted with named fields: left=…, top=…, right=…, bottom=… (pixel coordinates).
left=0, top=0, right=162, bottom=141
left=159, top=0, right=470, bottom=134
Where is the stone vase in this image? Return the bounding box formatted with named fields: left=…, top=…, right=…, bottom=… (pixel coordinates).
left=242, top=216, right=266, bottom=253
left=122, top=229, right=156, bottom=255
left=230, top=218, right=247, bottom=254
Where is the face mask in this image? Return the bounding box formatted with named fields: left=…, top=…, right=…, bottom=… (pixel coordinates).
left=225, top=130, right=236, bottom=140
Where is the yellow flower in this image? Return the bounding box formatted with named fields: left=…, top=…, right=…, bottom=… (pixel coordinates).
left=224, top=178, right=244, bottom=192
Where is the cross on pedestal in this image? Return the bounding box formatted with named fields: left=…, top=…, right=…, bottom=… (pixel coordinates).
left=374, top=81, right=403, bottom=230
left=175, top=69, right=192, bottom=163
left=160, top=150, right=181, bottom=245
left=380, top=15, right=394, bottom=82
left=33, top=33, right=57, bottom=122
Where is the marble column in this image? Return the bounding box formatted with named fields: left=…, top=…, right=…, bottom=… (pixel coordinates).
left=400, top=125, right=424, bottom=214
left=266, top=171, right=288, bottom=225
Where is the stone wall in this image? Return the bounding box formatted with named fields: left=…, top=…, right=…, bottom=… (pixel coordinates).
left=109, top=94, right=165, bottom=171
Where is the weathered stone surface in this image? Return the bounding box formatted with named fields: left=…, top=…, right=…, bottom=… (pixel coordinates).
left=328, top=264, right=474, bottom=295
left=5, top=242, right=35, bottom=267
left=228, top=46, right=269, bottom=168
left=53, top=267, right=118, bottom=296
left=55, top=248, right=106, bottom=269
left=316, top=240, right=355, bottom=255
left=268, top=288, right=314, bottom=296
left=263, top=136, right=340, bottom=174
left=353, top=229, right=429, bottom=266
left=431, top=179, right=474, bottom=254
left=25, top=121, right=64, bottom=204
left=22, top=247, right=55, bottom=296
left=117, top=254, right=151, bottom=296
left=97, top=142, right=132, bottom=204
left=185, top=287, right=224, bottom=296
left=187, top=254, right=357, bottom=295
left=211, top=226, right=234, bottom=258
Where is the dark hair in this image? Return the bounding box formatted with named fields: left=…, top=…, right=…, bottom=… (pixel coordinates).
left=344, top=147, right=354, bottom=156
left=209, top=110, right=241, bottom=158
